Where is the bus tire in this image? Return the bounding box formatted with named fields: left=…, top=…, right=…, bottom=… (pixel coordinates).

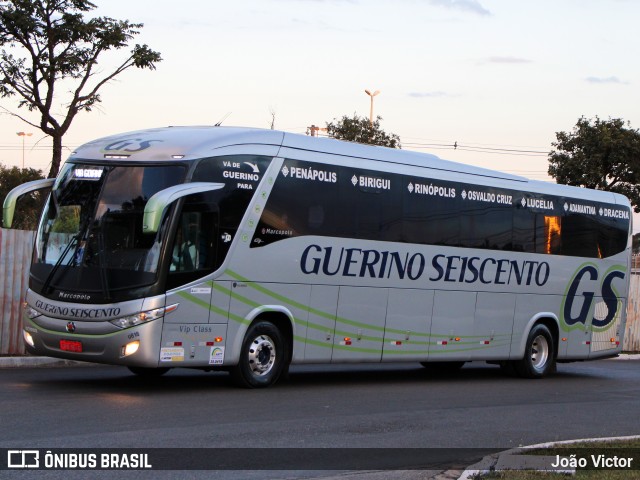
left=231, top=320, right=288, bottom=388
left=127, top=366, right=170, bottom=377
left=514, top=323, right=555, bottom=379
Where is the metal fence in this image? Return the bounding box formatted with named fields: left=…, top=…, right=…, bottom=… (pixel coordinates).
left=1, top=226, right=639, bottom=354
left=624, top=272, right=640, bottom=352
left=0, top=228, right=34, bottom=355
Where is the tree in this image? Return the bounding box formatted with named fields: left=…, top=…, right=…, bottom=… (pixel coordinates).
left=0, top=162, right=46, bottom=230
left=326, top=114, right=401, bottom=148
left=548, top=116, right=640, bottom=211
left=0, top=0, right=162, bottom=178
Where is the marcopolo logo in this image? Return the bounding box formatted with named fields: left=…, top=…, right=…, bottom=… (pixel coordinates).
left=562, top=264, right=626, bottom=329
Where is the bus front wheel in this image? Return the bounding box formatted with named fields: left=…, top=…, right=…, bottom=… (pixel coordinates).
left=231, top=320, right=288, bottom=388
left=514, top=323, right=555, bottom=378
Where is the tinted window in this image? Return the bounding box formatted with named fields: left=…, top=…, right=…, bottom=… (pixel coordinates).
left=253, top=157, right=630, bottom=259
left=403, top=179, right=459, bottom=246
left=166, top=155, right=272, bottom=288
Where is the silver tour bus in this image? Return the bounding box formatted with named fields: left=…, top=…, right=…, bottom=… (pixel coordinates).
left=4, top=126, right=632, bottom=387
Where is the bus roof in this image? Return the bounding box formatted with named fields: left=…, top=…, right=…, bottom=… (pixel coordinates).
left=68, top=125, right=630, bottom=208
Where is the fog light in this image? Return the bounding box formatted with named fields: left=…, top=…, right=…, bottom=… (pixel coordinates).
left=122, top=341, right=140, bottom=357
left=23, top=330, right=34, bottom=347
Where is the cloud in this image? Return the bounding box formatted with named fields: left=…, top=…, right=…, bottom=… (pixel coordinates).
left=484, top=56, right=532, bottom=64
left=429, top=0, right=491, bottom=16
left=585, top=76, right=628, bottom=85
left=408, top=91, right=454, bottom=98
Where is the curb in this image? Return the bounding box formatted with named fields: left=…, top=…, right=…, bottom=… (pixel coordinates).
left=458, top=435, right=640, bottom=479
left=607, top=354, right=640, bottom=360
left=0, top=356, right=97, bottom=368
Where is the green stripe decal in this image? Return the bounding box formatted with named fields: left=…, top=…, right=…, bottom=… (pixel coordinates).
left=177, top=290, right=250, bottom=326
left=224, top=269, right=509, bottom=341
left=170, top=271, right=513, bottom=355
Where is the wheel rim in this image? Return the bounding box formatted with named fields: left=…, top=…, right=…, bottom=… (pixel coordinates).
left=247, top=334, right=276, bottom=376
left=530, top=334, right=549, bottom=372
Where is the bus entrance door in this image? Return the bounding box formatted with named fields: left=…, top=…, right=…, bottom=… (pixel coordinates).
left=161, top=281, right=231, bottom=366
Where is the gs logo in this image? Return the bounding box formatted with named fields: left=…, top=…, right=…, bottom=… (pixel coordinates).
left=103, top=138, right=162, bottom=153
left=561, top=264, right=626, bottom=329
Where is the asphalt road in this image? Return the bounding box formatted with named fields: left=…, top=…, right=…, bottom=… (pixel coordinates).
left=1, top=359, right=639, bottom=479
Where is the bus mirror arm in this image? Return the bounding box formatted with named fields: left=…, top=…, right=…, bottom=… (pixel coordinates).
left=2, top=178, right=55, bottom=228
left=142, top=182, right=225, bottom=234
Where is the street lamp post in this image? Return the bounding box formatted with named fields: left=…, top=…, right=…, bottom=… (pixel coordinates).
left=364, top=89, right=380, bottom=126
left=16, top=131, right=33, bottom=169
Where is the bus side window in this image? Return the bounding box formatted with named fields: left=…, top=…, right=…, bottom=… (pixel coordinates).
left=170, top=213, right=204, bottom=272
left=166, top=194, right=219, bottom=289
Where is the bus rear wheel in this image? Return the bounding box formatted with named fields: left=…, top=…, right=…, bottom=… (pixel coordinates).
left=514, top=324, right=555, bottom=378
left=231, top=320, right=288, bottom=388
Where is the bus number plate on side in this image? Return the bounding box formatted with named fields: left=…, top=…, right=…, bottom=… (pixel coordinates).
left=60, top=340, right=83, bottom=353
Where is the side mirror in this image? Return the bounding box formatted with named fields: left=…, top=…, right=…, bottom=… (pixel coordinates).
left=143, top=182, right=225, bottom=234
left=3, top=178, right=55, bottom=228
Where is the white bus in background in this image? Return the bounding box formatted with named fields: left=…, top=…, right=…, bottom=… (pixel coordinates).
left=4, top=126, right=631, bottom=387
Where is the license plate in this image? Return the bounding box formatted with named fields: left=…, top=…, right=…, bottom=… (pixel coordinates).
left=60, top=339, right=83, bottom=353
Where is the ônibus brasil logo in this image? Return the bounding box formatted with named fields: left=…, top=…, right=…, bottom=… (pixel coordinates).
left=561, top=264, right=626, bottom=330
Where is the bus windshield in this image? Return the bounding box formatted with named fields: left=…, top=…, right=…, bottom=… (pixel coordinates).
left=31, top=163, right=186, bottom=302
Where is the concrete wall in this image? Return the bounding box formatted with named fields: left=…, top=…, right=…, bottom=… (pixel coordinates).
left=0, top=228, right=34, bottom=355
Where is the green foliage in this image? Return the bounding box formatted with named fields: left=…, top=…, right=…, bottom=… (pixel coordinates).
left=0, top=0, right=162, bottom=178
left=326, top=114, right=401, bottom=148
left=0, top=162, right=46, bottom=230
left=548, top=116, right=640, bottom=211
left=50, top=205, right=79, bottom=233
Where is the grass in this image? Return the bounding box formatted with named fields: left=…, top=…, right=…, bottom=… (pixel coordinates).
left=477, top=472, right=640, bottom=479
left=474, top=439, right=640, bottom=480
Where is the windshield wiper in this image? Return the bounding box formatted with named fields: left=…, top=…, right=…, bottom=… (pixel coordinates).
left=40, top=233, right=79, bottom=294
left=96, top=216, right=111, bottom=301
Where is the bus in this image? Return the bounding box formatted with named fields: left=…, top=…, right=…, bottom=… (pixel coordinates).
left=3, top=126, right=632, bottom=387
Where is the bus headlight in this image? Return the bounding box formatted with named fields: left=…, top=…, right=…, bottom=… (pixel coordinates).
left=23, top=330, right=35, bottom=347
left=122, top=341, right=140, bottom=357
left=109, top=304, right=178, bottom=329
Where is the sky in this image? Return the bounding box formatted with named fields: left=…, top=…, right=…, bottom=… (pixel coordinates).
left=1, top=0, right=639, bottom=188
